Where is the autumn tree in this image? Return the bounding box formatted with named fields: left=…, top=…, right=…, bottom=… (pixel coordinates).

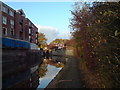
left=38, top=33, right=47, bottom=48
left=70, top=2, right=120, bottom=88
left=50, top=39, right=68, bottom=44
left=49, top=39, right=68, bottom=47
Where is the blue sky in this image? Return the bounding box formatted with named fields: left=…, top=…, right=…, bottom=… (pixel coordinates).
left=5, top=2, right=74, bottom=43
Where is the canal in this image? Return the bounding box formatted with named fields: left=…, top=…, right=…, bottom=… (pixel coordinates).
left=3, top=48, right=85, bottom=88
left=37, top=56, right=66, bottom=88
left=2, top=48, right=68, bottom=88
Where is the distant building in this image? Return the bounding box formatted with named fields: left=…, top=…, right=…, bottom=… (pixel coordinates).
left=0, top=1, right=38, bottom=49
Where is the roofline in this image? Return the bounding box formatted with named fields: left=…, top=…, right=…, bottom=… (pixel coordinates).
left=1, top=1, right=15, bottom=12
left=1, top=1, right=38, bottom=30
left=26, top=18, right=38, bottom=29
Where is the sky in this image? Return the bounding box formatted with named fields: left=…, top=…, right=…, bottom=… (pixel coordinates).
left=4, top=2, right=74, bottom=43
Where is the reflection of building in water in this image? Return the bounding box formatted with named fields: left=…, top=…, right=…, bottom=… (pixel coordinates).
left=9, top=70, right=31, bottom=88
left=30, top=65, right=40, bottom=88
left=39, top=60, right=48, bottom=78
left=2, top=49, right=43, bottom=88
left=4, top=65, right=40, bottom=88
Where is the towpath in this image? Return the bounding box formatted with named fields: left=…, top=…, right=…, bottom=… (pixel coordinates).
left=46, top=56, right=85, bottom=88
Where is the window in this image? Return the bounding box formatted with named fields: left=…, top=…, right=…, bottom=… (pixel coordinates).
left=29, top=36, right=31, bottom=41
left=2, top=6, right=8, bottom=13
left=2, top=27, right=7, bottom=35
left=29, top=22, right=31, bottom=26
left=10, top=29, right=14, bottom=36
left=20, top=25, right=23, bottom=32
left=10, top=20, right=14, bottom=25
left=2, top=16, right=7, bottom=25
left=29, top=29, right=31, bottom=34
left=10, top=20, right=14, bottom=28
left=9, top=10, right=14, bottom=16
left=32, top=25, right=34, bottom=28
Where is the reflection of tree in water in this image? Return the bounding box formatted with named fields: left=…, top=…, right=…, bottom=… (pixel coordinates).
left=47, top=56, right=65, bottom=68
left=39, top=59, right=48, bottom=78
left=56, top=62, right=64, bottom=68
left=47, top=59, right=64, bottom=68
left=39, top=57, right=65, bottom=78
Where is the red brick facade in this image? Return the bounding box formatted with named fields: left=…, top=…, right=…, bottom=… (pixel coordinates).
left=2, top=3, right=15, bottom=38
left=25, top=18, right=38, bottom=44
left=1, top=2, right=38, bottom=45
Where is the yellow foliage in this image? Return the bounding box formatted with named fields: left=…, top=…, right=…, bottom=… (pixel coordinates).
left=98, top=20, right=100, bottom=23
left=38, top=33, right=47, bottom=48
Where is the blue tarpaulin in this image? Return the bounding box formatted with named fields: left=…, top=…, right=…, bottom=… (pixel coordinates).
left=2, top=37, right=30, bottom=49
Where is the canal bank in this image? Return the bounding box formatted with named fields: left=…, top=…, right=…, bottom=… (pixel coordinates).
left=46, top=56, right=85, bottom=88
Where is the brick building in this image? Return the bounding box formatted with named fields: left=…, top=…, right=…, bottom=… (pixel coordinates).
left=14, top=9, right=26, bottom=40
left=25, top=18, right=38, bottom=44
left=1, top=2, right=15, bottom=38
left=0, top=1, right=38, bottom=49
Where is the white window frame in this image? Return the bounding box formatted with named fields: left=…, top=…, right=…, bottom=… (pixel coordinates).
left=10, top=20, right=14, bottom=28
left=9, top=10, right=14, bottom=17
left=29, top=36, right=31, bottom=42
left=29, top=28, right=31, bottom=34
left=2, top=6, right=8, bottom=13
left=2, top=27, right=7, bottom=36
left=2, top=16, right=7, bottom=25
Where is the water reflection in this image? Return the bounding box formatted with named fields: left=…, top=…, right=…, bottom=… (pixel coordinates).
left=6, top=65, right=40, bottom=88
left=3, top=56, right=66, bottom=88
left=37, top=56, right=65, bottom=89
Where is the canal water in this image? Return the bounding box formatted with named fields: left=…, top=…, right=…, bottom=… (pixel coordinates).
left=37, top=56, right=66, bottom=89
left=3, top=55, right=66, bottom=88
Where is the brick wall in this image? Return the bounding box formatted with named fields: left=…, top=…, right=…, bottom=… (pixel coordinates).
left=1, top=2, right=38, bottom=45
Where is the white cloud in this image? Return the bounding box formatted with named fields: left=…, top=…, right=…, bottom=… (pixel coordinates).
left=58, top=31, right=71, bottom=39
left=36, top=24, right=71, bottom=44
